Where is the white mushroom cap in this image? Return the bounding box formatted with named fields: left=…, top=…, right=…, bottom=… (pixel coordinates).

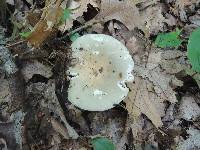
left=68, top=34, right=134, bottom=111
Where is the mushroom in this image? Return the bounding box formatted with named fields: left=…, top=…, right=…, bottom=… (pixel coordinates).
left=67, top=34, right=134, bottom=111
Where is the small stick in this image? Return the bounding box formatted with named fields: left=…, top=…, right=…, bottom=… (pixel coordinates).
left=59, top=19, right=101, bottom=40
left=5, top=40, right=26, bottom=48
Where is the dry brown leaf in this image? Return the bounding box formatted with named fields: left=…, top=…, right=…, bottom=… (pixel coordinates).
left=87, top=22, right=104, bottom=33
left=97, top=0, right=143, bottom=31
left=141, top=4, right=167, bottom=35
left=176, top=128, right=200, bottom=150
left=161, top=50, right=184, bottom=60
left=135, top=51, right=183, bottom=103
left=147, top=67, right=178, bottom=103
left=59, top=0, right=99, bottom=32
left=125, top=37, right=184, bottom=128
left=50, top=117, right=70, bottom=139
left=160, top=50, right=186, bottom=74
left=27, top=0, right=64, bottom=47
left=126, top=77, right=164, bottom=128
left=69, top=0, right=98, bottom=19
left=21, top=60, right=53, bottom=82
left=27, top=80, right=79, bottom=139
left=27, top=21, right=53, bottom=47
left=160, top=59, right=184, bottom=74
left=178, top=96, right=200, bottom=121
left=26, top=10, right=42, bottom=27
left=90, top=110, right=127, bottom=146
left=125, top=66, right=180, bottom=128
left=175, top=0, right=197, bottom=10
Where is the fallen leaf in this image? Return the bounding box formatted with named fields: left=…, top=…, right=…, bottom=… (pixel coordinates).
left=147, top=68, right=179, bottom=103
left=87, top=22, right=104, bottom=33
left=91, top=137, right=115, bottom=150
left=141, top=3, right=167, bottom=35
left=97, top=0, right=143, bottom=31
left=21, top=60, right=53, bottom=82
left=27, top=0, right=64, bottom=47
left=175, top=0, right=197, bottom=10
left=135, top=65, right=180, bottom=104
left=19, top=31, right=32, bottom=38
left=50, top=117, right=70, bottom=139
left=187, top=27, right=200, bottom=72
left=90, top=110, right=127, bottom=145
left=162, top=103, right=175, bottom=122
left=59, top=0, right=98, bottom=32
left=160, top=59, right=184, bottom=74
left=176, top=128, right=200, bottom=150
left=189, top=13, right=200, bottom=26
left=26, top=80, right=79, bottom=139
left=69, top=0, right=98, bottom=20
left=155, top=29, right=183, bottom=48
left=178, top=96, right=200, bottom=121
left=126, top=36, right=146, bottom=63
left=161, top=50, right=184, bottom=60
left=126, top=77, right=164, bottom=128
left=26, top=10, right=42, bottom=26
left=128, top=115, right=157, bottom=149
left=125, top=38, right=184, bottom=128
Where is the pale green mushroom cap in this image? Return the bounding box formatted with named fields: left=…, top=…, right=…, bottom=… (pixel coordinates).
left=68, top=34, right=134, bottom=111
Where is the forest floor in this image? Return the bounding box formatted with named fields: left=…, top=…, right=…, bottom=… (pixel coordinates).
left=0, top=0, right=200, bottom=150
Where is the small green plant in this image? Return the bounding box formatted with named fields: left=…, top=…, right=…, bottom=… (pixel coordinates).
left=91, top=137, right=115, bottom=150
left=187, top=27, right=200, bottom=72
left=19, top=31, right=32, bottom=38
left=155, top=28, right=182, bottom=48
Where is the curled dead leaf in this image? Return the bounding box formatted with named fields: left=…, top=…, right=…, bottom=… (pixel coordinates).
left=125, top=77, right=164, bottom=128
left=59, top=0, right=99, bottom=33
left=97, top=0, right=143, bottom=31
left=27, top=0, right=64, bottom=47
left=69, top=0, right=98, bottom=19
left=141, top=4, right=167, bottom=35
left=176, top=0, right=197, bottom=10
left=21, top=60, right=53, bottom=82
left=125, top=37, right=184, bottom=128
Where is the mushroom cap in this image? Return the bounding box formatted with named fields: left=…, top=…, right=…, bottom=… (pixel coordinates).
left=68, top=34, right=134, bottom=111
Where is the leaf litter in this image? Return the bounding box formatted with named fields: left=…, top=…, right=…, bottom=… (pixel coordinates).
left=0, top=0, right=200, bottom=149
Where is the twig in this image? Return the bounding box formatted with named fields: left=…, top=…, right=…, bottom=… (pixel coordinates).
left=5, top=40, right=26, bottom=48
left=59, top=19, right=101, bottom=40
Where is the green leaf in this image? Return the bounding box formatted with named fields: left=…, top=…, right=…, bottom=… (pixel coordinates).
left=60, top=9, right=71, bottom=23
left=155, top=29, right=182, bottom=48
left=91, top=137, right=115, bottom=150
left=187, top=27, right=200, bottom=72
left=70, top=33, right=80, bottom=42
left=19, top=31, right=32, bottom=38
